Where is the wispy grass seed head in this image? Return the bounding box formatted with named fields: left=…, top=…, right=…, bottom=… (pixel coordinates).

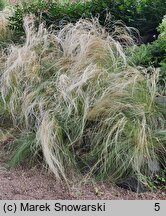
left=0, top=16, right=165, bottom=183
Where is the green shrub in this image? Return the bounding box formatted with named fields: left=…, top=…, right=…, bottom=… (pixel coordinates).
left=128, top=40, right=166, bottom=94
left=112, top=0, right=166, bottom=35
left=128, top=15, right=166, bottom=95
left=0, top=0, right=4, bottom=11
left=8, top=0, right=108, bottom=38
left=158, top=15, right=166, bottom=39
left=8, top=0, right=166, bottom=39
left=127, top=44, right=152, bottom=67
left=129, top=39, right=166, bottom=67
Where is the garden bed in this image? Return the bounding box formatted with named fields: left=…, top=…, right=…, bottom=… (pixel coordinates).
left=0, top=167, right=165, bottom=200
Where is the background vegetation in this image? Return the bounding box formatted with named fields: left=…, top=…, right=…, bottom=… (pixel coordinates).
left=7, top=0, right=166, bottom=38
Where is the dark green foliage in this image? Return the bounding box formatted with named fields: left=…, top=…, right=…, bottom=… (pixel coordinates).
left=0, top=0, right=4, bottom=11
left=148, top=39, right=166, bottom=67
left=111, top=0, right=166, bottom=35
left=128, top=37, right=166, bottom=94
left=9, top=0, right=109, bottom=38
left=129, top=38, right=166, bottom=67
left=8, top=0, right=166, bottom=39
left=128, top=44, right=152, bottom=67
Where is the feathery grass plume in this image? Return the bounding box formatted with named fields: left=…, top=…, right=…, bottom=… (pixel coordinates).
left=0, top=15, right=165, bottom=183
left=0, top=10, right=9, bottom=40
left=84, top=68, right=165, bottom=180
left=0, top=7, right=13, bottom=41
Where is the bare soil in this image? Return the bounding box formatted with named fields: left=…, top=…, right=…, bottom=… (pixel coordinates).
left=0, top=165, right=165, bottom=200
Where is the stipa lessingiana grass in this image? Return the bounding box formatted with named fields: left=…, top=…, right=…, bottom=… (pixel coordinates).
left=0, top=7, right=13, bottom=41
left=0, top=16, right=165, bottom=184
left=0, top=10, right=9, bottom=40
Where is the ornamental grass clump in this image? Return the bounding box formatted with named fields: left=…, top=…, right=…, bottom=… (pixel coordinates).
left=0, top=10, right=9, bottom=40
left=0, top=16, right=165, bottom=183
